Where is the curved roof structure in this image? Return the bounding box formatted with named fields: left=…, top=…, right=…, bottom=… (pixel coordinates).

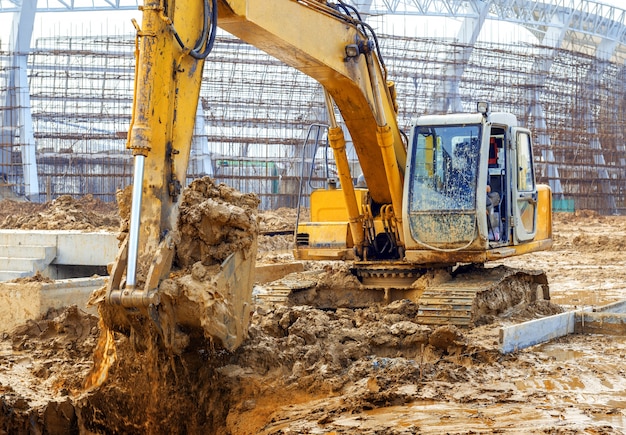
left=0, top=0, right=625, bottom=213
left=2, top=0, right=626, bottom=56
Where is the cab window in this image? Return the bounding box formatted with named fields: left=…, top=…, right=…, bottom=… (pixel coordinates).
left=517, top=132, right=534, bottom=192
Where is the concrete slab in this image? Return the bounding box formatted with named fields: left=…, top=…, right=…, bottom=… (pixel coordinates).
left=254, top=262, right=304, bottom=284
left=1, top=245, right=56, bottom=259
left=0, top=230, right=59, bottom=247
left=499, top=310, right=586, bottom=354
left=499, top=299, right=626, bottom=353
left=0, top=277, right=104, bottom=333
left=0, top=270, right=31, bottom=281
left=0, top=230, right=118, bottom=266
left=593, top=299, right=626, bottom=314
left=0, top=230, right=118, bottom=281
left=54, top=231, right=118, bottom=266
left=0, top=256, right=49, bottom=271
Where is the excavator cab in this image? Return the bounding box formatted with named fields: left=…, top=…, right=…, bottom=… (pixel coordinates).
left=402, top=108, right=553, bottom=265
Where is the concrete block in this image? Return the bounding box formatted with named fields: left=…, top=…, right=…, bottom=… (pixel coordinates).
left=54, top=231, right=118, bottom=266
left=0, top=230, right=57, bottom=247
left=499, top=308, right=592, bottom=354
left=0, top=246, right=57, bottom=279
left=0, top=270, right=31, bottom=281
left=39, top=277, right=105, bottom=315
left=593, top=299, right=626, bottom=314
left=0, top=230, right=118, bottom=277
left=0, top=277, right=105, bottom=333
left=575, top=312, right=626, bottom=335
left=0, top=245, right=56, bottom=261
left=0, top=257, right=48, bottom=272
left=254, top=262, right=304, bottom=284
left=499, top=299, right=626, bottom=353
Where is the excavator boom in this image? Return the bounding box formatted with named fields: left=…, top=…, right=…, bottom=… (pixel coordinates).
left=217, top=0, right=406, bottom=207
left=106, top=0, right=409, bottom=341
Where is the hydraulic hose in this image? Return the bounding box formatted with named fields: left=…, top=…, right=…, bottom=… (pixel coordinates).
left=169, top=0, right=217, bottom=59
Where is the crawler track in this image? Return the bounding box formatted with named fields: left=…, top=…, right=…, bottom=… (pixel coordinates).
left=258, top=262, right=549, bottom=327
left=417, top=265, right=550, bottom=326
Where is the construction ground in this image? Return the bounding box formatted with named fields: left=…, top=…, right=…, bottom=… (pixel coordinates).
left=1, top=2, right=626, bottom=433
left=0, top=195, right=625, bottom=434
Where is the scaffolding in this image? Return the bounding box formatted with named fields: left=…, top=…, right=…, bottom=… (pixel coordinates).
left=1, top=23, right=626, bottom=213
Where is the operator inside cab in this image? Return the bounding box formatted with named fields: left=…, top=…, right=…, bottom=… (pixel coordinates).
left=487, top=136, right=503, bottom=241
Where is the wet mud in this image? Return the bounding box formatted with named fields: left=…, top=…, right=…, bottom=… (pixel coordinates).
left=1, top=207, right=626, bottom=433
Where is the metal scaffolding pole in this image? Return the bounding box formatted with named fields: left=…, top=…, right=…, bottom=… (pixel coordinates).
left=1, top=0, right=38, bottom=198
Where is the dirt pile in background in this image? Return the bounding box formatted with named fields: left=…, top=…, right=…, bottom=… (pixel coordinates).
left=256, top=207, right=301, bottom=254
left=0, top=195, right=119, bottom=231
left=0, top=190, right=294, bottom=253
left=258, top=208, right=299, bottom=233
left=552, top=211, right=626, bottom=253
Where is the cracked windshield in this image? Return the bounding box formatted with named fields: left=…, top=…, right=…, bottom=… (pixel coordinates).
left=409, top=124, right=481, bottom=212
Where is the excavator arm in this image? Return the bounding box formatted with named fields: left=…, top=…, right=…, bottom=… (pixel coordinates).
left=107, top=0, right=214, bottom=307
left=217, top=0, right=408, bottom=254
left=105, top=0, right=409, bottom=349
left=217, top=0, right=406, bottom=200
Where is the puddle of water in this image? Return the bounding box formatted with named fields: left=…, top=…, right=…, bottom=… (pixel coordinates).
left=550, top=282, right=626, bottom=309
left=539, top=347, right=585, bottom=362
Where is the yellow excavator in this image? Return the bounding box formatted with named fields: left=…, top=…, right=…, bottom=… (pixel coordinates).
left=104, top=0, right=553, bottom=350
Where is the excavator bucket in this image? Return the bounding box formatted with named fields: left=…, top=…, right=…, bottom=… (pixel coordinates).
left=97, top=177, right=259, bottom=353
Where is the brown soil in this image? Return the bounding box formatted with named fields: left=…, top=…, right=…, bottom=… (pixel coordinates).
left=1, top=208, right=626, bottom=433
left=96, top=177, right=260, bottom=354
left=0, top=194, right=119, bottom=231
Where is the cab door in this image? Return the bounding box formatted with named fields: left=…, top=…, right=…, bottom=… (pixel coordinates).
left=511, top=127, right=537, bottom=243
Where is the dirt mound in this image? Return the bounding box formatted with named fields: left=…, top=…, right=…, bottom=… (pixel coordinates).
left=176, top=177, right=259, bottom=267
left=2, top=207, right=626, bottom=433
left=1, top=287, right=624, bottom=433
left=0, top=195, right=119, bottom=231
left=0, top=306, right=98, bottom=433
left=0, top=189, right=293, bottom=255
left=1, top=301, right=499, bottom=434
left=7, top=271, right=54, bottom=284
left=257, top=207, right=298, bottom=253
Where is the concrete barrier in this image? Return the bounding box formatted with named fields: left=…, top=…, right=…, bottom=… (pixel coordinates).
left=0, top=230, right=119, bottom=280
left=0, top=277, right=105, bottom=333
